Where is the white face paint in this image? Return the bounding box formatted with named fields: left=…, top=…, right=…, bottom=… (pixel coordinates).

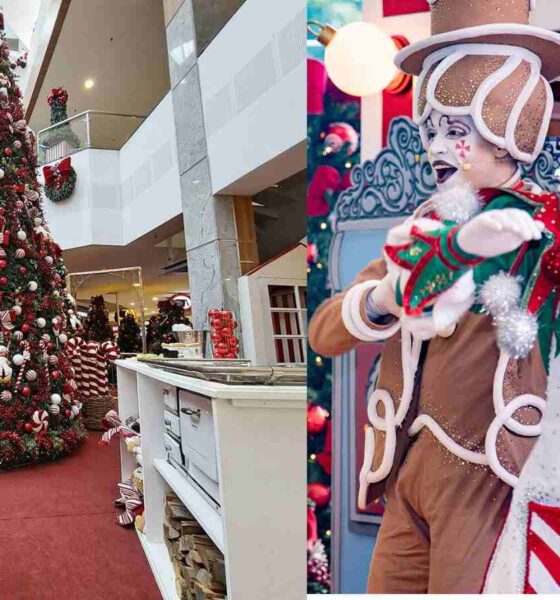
left=420, top=109, right=517, bottom=191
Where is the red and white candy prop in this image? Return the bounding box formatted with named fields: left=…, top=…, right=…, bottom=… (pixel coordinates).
left=208, top=309, right=239, bottom=359
left=31, top=409, right=48, bottom=433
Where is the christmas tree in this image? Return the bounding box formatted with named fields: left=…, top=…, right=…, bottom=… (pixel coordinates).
left=43, top=87, right=80, bottom=149
left=307, top=57, right=361, bottom=594
left=117, top=311, right=142, bottom=353
left=147, top=299, right=191, bottom=355
left=0, top=29, right=86, bottom=466
left=83, top=295, right=114, bottom=343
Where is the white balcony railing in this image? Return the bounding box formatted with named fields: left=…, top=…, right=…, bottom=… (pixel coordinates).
left=36, top=110, right=145, bottom=165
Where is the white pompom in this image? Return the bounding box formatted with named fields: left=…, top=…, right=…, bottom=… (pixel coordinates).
left=51, top=393, right=61, bottom=405
left=480, top=273, right=522, bottom=316
left=495, top=308, right=538, bottom=359
left=432, top=184, right=482, bottom=224
left=12, top=354, right=24, bottom=366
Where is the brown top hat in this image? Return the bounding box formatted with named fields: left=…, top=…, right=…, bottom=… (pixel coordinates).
left=396, top=0, right=560, bottom=81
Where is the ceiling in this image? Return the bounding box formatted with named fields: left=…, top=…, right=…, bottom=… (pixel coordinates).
left=27, top=0, right=170, bottom=133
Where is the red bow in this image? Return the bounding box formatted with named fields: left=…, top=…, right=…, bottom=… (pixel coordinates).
left=43, top=157, right=72, bottom=188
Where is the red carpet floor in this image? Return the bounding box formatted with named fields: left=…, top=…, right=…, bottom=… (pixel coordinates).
left=0, top=432, right=161, bottom=599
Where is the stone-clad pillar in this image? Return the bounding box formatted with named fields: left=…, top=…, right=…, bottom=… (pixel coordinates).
left=164, top=0, right=242, bottom=332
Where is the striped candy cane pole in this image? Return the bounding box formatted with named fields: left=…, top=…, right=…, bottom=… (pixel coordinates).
left=80, top=342, right=94, bottom=399
left=100, top=341, right=119, bottom=396
left=15, top=341, right=30, bottom=391
left=65, top=337, right=84, bottom=394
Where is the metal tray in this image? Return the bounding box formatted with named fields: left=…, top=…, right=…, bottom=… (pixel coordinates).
left=138, top=358, right=306, bottom=386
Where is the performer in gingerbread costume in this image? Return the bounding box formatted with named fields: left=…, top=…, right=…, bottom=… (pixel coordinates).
left=309, top=0, right=560, bottom=593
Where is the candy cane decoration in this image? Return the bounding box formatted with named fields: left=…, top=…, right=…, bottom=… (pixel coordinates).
left=14, top=341, right=29, bottom=392
left=65, top=336, right=85, bottom=393
left=115, top=478, right=143, bottom=527
left=100, top=409, right=137, bottom=446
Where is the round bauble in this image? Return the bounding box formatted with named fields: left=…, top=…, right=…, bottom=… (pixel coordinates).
left=42, top=334, right=51, bottom=342
left=15, top=200, right=23, bottom=210
left=0, top=390, right=11, bottom=402
left=71, top=405, right=80, bottom=416
left=12, top=354, right=24, bottom=366
left=25, top=370, right=37, bottom=382
left=22, top=386, right=30, bottom=397
left=47, top=342, right=54, bottom=351
left=0, top=260, right=6, bottom=270
left=307, top=404, right=329, bottom=435
left=34, top=217, right=42, bottom=226
left=49, top=355, right=59, bottom=365
left=15, top=248, right=25, bottom=259
left=23, top=422, right=32, bottom=433
left=49, top=404, right=60, bottom=415
left=28, top=281, right=37, bottom=291
left=18, top=266, right=26, bottom=275
left=12, top=305, right=22, bottom=316
left=20, top=324, right=29, bottom=334
left=0, top=277, right=8, bottom=286
left=51, top=370, right=60, bottom=380
left=13, top=140, right=21, bottom=150
left=36, top=318, right=46, bottom=328
left=65, top=409, right=71, bottom=418
left=58, top=333, right=68, bottom=344
left=16, top=230, right=26, bottom=241
left=50, top=393, right=61, bottom=405
left=0, top=168, right=5, bottom=179
left=45, top=256, right=53, bottom=265
left=4, top=148, right=11, bottom=157
left=0, top=345, right=7, bottom=356
left=12, top=330, right=22, bottom=341
left=307, top=482, right=331, bottom=508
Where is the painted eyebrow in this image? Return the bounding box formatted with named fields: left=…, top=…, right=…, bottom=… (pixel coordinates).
left=440, top=115, right=470, bottom=129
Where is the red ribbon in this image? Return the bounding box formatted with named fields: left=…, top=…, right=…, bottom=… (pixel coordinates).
left=43, top=157, right=72, bottom=187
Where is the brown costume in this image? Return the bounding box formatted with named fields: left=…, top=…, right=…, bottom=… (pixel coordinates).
left=309, top=255, right=548, bottom=592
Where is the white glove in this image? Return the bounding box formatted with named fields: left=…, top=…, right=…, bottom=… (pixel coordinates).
left=457, top=208, right=544, bottom=258
left=371, top=275, right=401, bottom=318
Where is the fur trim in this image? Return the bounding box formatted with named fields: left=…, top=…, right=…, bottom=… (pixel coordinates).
left=432, top=184, right=482, bottom=224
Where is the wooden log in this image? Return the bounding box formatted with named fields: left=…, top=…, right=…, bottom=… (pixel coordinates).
left=209, top=558, right=226, bottom=587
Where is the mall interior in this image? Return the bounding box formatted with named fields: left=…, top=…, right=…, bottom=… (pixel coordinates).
left=0, top=1, right=306, bottom=599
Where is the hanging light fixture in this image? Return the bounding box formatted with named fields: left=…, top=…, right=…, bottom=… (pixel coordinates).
left=308, top=20, right=398, bottom=97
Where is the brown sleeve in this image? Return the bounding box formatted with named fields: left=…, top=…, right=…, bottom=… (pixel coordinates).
left=308, top=257, right=395, bottom=357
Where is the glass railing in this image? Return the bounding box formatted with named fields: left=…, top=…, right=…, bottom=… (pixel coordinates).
left=36, top=111, right=145, bottom=165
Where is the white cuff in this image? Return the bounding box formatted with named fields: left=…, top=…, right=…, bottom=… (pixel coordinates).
left=341, top=280, right=400, bottom=342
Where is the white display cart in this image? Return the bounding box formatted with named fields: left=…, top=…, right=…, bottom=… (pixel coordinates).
left=116, top=359, right=306, bottom=600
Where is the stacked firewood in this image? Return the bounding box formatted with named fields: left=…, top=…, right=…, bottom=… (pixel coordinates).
left=164, top=493, right=227, bottom=600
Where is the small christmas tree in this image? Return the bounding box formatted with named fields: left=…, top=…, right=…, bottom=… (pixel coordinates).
left=43, top=87, right=80, bottom=148
left=117, top=311, right=142, bottom=353
left=147, top=299, right=191, bottom=354
left=83, top=295, right=113, bottom=343
left=0, top=27, right=86, bottom=466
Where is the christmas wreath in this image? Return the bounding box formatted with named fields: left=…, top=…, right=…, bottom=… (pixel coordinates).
left=43, top=157, right=77, bottom=203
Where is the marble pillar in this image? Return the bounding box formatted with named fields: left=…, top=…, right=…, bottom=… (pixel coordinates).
left=165, top=0, right=242, bottom=333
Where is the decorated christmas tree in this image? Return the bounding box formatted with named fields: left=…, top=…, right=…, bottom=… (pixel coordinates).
left=147, top=299, right=191, bottom=355
left=117, top=311, right=142, bottom=353
left=83, top=295, right=114, bottom=343
left=0, top=29, right=86, bottom=466
left=307, top=57, right=361, bottom=594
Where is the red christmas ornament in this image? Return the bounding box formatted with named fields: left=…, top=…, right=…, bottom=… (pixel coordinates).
left=0, top=260, right=6, bottom=269
left=21, top=323, right=30, bottom=333
left=24, top=423, right=32, bottom=433
left=4, top=147, right=11, bottom=157
left=51, top=370, right=60, bottom=380
left=63, top=382, right=73, bottom=394
left=65, top=409, right=72, bottom=418
left=307, top=482, right=331, bottom=508
left=0, top=277, right=7, bottom=286
left=18, top=266, right=26, bottom=275
left=307, top=404, right=329, bottom=435
left=22, top=386, right=30, bottom=397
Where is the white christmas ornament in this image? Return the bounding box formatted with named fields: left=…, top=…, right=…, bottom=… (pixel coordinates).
left=36, top=317, right=46, bottom=328
left=71, top=405, right=80, bottom=416
left=0, top=390, right=11, bottom=402
left=16, top=230, right=26, bottom=241
left=58, top=333, right=68, bottom=344
left=12, top=354, right=24, bottom=366
left=15, top=249, right=25, bottom=259
left=12, top=305, right=21, bottom=315
left=0, top=168, right=5, bottom=179
left=42, top=334, right=50, bottom=343
left=50, top=393, right=61, bottom=405
left=0, top=345, right=7, bottom=356
left=25, top=370, right=37, bottom=382
left=48, top=355, right=58, bottom=365
left=28, top=281, right=37, bottom=292
left=49, top=404, right=60, bottom=415
left=45, top=256, right=53, bottom=265
left=12, top=330, right=22, bottom=341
